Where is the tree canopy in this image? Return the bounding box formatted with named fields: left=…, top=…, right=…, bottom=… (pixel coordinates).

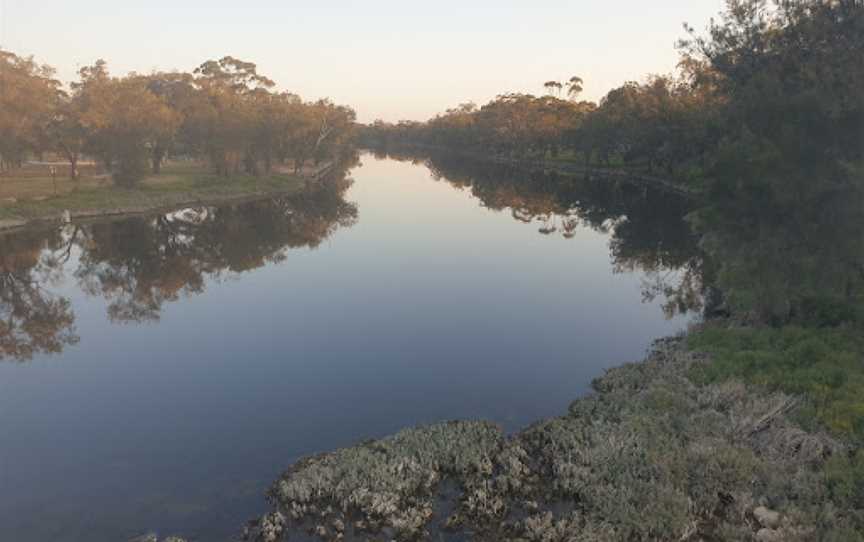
left=0, top=52, right=357, bottom=185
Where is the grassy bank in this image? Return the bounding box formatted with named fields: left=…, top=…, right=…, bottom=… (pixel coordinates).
left=242, top=335, right=863, bottom=542
left=689, top=324, right=864, bottom=442
left=0, top=161, right=328, bottom=229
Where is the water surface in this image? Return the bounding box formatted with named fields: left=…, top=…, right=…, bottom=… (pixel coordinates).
left=0, top=153, right=697, bottom=541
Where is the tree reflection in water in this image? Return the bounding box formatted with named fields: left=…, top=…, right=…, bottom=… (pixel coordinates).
left=0, top=230, right=79, bottom=361
left=0, top=150, right=708, bottom=362
left=376, top=148, right=706, bottom=319
left=0, top=168, right=358, bottom=361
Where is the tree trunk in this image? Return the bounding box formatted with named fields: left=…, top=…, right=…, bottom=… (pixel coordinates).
left=69, top=155, right=79, bottom=180
left=243, top=149, right=259, bottom=176
left=151, top=146, right=165, bottom=174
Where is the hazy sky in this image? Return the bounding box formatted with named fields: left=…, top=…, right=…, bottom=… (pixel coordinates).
left=0, top=1, right=726, bottom=122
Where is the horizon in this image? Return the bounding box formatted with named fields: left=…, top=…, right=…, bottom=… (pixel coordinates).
left=0, top=0, right=726, bottom=123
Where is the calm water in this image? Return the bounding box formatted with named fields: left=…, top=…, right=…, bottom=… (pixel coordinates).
left=0, top=153, right=698, bottom=541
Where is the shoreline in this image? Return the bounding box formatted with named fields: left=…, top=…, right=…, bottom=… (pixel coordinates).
left=0, top=185, right=306, bottom=234
left=241, top=333, right=854, bottom=542
left=0, top=162, right=337, bottom=234
left=363, top=143, right=700, bottom=198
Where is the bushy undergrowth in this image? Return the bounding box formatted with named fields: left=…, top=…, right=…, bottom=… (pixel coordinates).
left=688, top=325, right=864, bottom=441
left=825, top=450, right=864, bottom=513
left=244, top=338, right=861, bottom=541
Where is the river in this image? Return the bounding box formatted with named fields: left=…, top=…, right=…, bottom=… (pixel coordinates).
left=0, top=152, right=699, bottom=541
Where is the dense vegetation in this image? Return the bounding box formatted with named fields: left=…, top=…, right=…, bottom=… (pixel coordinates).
left=690, top=326, right=864, bottom=440
left=362, top=0, right=864, bottom=328
left=0, top=53, right=356, bottom=186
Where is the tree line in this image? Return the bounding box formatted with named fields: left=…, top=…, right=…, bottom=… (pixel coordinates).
left=361, top=1, right=861, bottom=187
left=0, top=53, right=356, bottom=185
left=359, top=66, right=719, bottom=180
left=361, top=0, right=864, bottom=325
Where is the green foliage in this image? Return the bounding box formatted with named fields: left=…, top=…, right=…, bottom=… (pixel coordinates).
left=111, top=141, right=151, bottom=187
left=682, top=0, right=864, bottom=324
left=798, top=298, right=861, bottom=328
left=825, top=450, right=864, bottom=512
left=689, top=325, right=864, bottom=441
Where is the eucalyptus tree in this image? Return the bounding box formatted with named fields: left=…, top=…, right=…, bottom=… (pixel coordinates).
left=45, top=97, right=88, bottom=179
left=0, top=50, right=60, bottom=172
left=78, top=71, right=180, bottom=186
left=309, top=99, right=357, bottom=166
left=71, top=60, right=117, bottom=172
left=191, top=56, right=275, bottom=176
left=566, top=76, right=583, bottom=99
left=543, top=80, right=563, bottom=98
left=138, top=72, right=199, bottom=173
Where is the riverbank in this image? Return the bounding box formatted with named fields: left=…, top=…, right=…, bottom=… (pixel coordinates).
left=242, top=332, right=861, bottom=542
left=365, top=143, right=700, bottom=198
left=0, top=161, right=335, bottom=232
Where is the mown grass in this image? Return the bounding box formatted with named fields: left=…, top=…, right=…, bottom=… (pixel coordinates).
left=0, top=163, right=307, bottom=223
left=688, top=324, right=864, bottom=442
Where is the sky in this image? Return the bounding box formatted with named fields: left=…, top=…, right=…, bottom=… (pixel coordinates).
left=0, top=0, right=726, bottom=123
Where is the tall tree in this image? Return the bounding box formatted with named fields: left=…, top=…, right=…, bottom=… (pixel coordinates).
left=79, top=72, right=180, bottom=186
left=0, top=50, right=60, bottom=173
left=566, top=76, right=584, bottom=100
